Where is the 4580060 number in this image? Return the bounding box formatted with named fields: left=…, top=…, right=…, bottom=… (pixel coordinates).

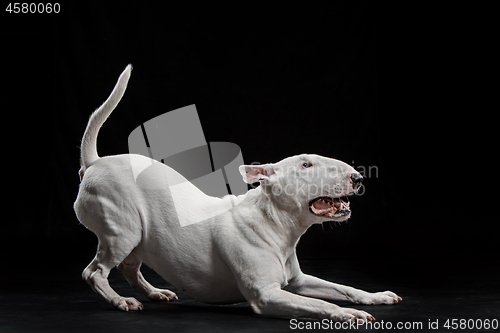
left=443, top=319, right=498, bottom=330
left=6, top=3, right=60, bottom=13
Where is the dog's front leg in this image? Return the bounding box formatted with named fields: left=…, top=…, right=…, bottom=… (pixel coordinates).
left=245, top=283, right=375, bottom=322
left=286, top=274, right=402, bottom=305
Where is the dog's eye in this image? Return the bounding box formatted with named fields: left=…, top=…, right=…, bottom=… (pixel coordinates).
left=302, top=162, right=312, bottom=168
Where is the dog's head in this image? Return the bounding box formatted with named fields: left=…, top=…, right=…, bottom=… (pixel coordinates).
left=239, top=154, right=362, bottom=223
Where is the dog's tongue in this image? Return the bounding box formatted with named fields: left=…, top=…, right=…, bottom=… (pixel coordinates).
left=310, top=199, right=336, bottom=215
left=312, top=200, right=332, bottom=210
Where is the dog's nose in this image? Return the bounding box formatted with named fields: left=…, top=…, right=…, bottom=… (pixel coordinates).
left=351, top=173, right=363, bottom=183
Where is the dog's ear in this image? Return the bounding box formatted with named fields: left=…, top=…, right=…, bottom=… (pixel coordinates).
left=239, top=164, right=275, bottom=184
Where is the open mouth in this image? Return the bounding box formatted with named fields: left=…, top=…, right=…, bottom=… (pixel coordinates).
left=308, top=196, right=351, bottom=218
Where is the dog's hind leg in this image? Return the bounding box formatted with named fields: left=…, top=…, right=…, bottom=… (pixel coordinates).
left=117, top=251, right=178, bottom=302
left=82, top=232, right=144, bottom=311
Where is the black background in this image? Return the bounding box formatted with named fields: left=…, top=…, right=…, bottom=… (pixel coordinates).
left=1, top=2, right=496, bottom=274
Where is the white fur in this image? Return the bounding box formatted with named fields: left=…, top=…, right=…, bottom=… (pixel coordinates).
left=74, top=65, right=401, bottom=321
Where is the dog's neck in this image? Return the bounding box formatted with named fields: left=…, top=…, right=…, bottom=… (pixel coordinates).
left=238, top=187, right=311, bottom=254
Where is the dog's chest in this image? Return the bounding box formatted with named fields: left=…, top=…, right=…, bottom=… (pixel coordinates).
left=280, top=253, right=298, bottom=288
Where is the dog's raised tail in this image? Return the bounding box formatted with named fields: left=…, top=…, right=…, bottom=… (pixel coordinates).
left=79, top=65, right=132, bottom=177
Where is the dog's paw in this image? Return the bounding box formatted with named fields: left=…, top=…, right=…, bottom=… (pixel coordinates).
left=111, top=297, right=144, bottom=311
left=331, top=307, right=376, bottom=323
left=357, top=291, right=402, bottom=305
left=147, top=289, right=178, bottom=302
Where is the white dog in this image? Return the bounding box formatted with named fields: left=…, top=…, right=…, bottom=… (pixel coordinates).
left=74, top=65, right=401, bottom=322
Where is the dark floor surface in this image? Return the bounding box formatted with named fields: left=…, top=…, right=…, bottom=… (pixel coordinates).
left=1, top=256, right=499, bottom=332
